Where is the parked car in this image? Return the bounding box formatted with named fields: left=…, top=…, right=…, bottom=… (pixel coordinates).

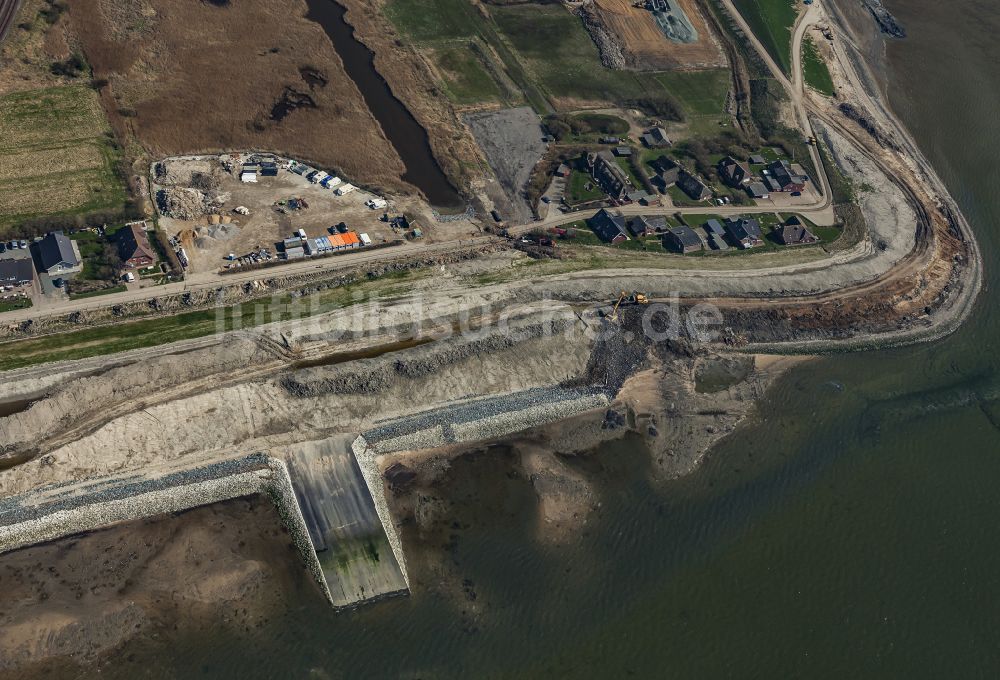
left=19, top=240, right=27, bottom=249
left=0, top=242, right=5, bottom=253
left=53, top=278, right=65, bottom=288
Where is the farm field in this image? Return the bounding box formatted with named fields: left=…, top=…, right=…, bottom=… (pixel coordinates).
left=730, top=0, right=797, bottom=74
left=0, top=85, right=127, bottom=233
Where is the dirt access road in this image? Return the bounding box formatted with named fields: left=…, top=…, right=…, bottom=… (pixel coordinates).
left=0, top=0, right=20, bottom=46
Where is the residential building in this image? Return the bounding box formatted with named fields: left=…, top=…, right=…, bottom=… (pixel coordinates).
left=677, top=171, right=711, bottom=201
left=747, top=181, right=770, bottom=199
left=663, top=225, right=703, bottom=254
left=613, top=146, right=632, bottom=157
left=708, top=233, right=729, bottom=251
left=589, top=151, right=631, bottom=201
left=0, top=258, right=34, bottom=287
left=767, top=159, right=809, bottom=192
left=628, top=215, right=667, bottom=237
left=704, top=219, right=726, bottom=237
left=36, top=231, right=82, bottom=275
left=588, top=208, right=628, bottom=244
left=773, top=217, right=818, bottom=245
left=724, top=217, right=764, bottom=248
left=718, top=156, right=751, bottom=187
left=625, top=189, right=652, bottom=204
left=651, top=155, right=680, bottom=188
left=749, top=154, right=766, bottom=165
left=554, top=163, right=571, bottom=178
left=640, top=127, right=671, bottom=148
left=118, top=222, right=156, bottom=269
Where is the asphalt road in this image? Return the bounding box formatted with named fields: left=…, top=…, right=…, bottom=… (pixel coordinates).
left=0, top=2, right=838, bottom=327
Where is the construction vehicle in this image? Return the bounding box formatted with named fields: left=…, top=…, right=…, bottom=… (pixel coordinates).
left=608, top=290, right=649, bottom=322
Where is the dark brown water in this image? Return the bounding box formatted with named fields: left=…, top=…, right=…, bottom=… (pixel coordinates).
left=303, top=0, right=463, bottom=208
left=18, top=0, right=1000, bottom=676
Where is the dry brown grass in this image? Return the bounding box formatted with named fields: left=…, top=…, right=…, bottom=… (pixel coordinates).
left=593, top=0, right=726, bottom=70
left=68, top=0, right=410, bottom=193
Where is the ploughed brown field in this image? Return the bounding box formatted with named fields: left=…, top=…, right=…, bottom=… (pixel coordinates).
left=67, top=0, right=409, bottom=193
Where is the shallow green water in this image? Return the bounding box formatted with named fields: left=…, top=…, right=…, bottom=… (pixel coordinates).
left=44, top=0, right=1000, bottom=676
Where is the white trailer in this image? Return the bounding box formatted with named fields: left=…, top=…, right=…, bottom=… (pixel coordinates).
left=335, top=183, right=356, bottom=196
left=359, top=232, right=372, bottom=246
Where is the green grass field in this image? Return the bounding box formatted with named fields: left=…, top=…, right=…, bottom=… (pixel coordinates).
left=430, top=44, right=503, bottom=104
left=490, top=4, right=664, bottom=106
left=801, top=36, right=835, bottom=96
left=0, top=85, right=127, bottom=233
left=0, top=270, right=426, bottom=372
left=384, top=0, right=480, bottom=42
left=655, top=69, right=731, bottom=116
left=731, top=0, right=798, bottom=74
left=567, top=170, right=605, bottom=204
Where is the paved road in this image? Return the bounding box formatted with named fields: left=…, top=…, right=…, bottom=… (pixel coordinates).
left=719, top=0, right=831, bottom=199
left=0, top=0, right=21, bottom=46
left=0, top=1, right=837, bottom=328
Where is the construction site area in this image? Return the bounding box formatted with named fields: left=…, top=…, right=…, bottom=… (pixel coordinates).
left=152, top=153, right=479, bottom=276
left=584, top=0, right=728, bottom=71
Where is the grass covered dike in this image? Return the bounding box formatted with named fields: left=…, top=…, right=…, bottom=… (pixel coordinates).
left=731, top=0, right=798, bottom=74
left=802, top=36, right=835, bottom=96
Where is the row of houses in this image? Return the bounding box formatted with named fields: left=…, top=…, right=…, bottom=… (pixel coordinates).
left=649, top=155, right=711, bottom=201
left=588, top=209, right=818, bottom=253
left=719, top=156, right=810, bottom=199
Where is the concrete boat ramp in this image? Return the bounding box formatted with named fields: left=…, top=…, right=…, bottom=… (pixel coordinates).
left=279, top=436, right=408, bottom=607
left=0, top=385, right=609, bottom=609
left=0, top=446, right=410, bottom=610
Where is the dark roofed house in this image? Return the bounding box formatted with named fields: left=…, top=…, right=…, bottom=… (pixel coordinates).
left=664, top=225, right=703, bottom=254
left=0, top=259, right=35, bottom=287
left=118, top=222, right=156, bottom=269
left=651, top=155, right=680, bottom=189
left=768, top=159, right=808, bottom=192
left=613, top=146, right=632, bottom=157
left=747, top=181, right=770, bottom=199
left=588, top=208, right=628, bottom=244
left=773, top=224, right=818, bottom=245
left=590, top=151, right=632, bottom=201
left=718, top=156, right=750, bottom=187
left=641, top=127, right=671, bottom=148
left=625, top=189, right=652, bottom=204
left=677, top=171, right=711, bottom=201
left=628, top=215, right=667, bottom=237
left=599, top=136, right=619, bottom=145
left=709, top=233, right=729, bottom=251
left=724, top=217, right=764, bottom=249
left=749, top=154, right=766, bottom=165
left=36, top=231, right=81, bottom=275
left=704, top=219, right=726, bottom=237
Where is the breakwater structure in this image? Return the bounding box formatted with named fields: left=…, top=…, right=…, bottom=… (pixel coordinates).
left=0, top=381, right=611, bottom=610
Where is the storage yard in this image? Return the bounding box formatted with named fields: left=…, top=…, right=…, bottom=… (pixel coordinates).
left=152, top=153, right=472, bottom=276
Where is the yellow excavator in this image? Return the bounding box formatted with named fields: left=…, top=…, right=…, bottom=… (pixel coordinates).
left=608, top=290, right=649, bottom=322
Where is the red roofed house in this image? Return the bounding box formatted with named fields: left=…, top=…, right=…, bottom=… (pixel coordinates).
left=118, top=222, right=156, bottom=269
